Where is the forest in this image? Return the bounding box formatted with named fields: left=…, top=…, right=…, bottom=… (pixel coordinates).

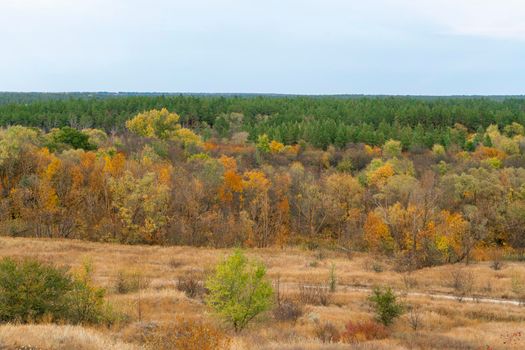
left=1, top=93, right=525, bottom=150
left=2, top=95, right=525, bottom=270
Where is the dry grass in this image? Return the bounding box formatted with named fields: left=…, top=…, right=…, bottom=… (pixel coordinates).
left=0, top=237, right=524, bottom=349
left=0, top=324, right=138, bottom=350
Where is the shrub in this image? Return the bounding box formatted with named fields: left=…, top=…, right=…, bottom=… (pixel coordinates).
left=372, top=263, right=384, bottom=273
left=0, top=257, right=71, bottom=323
left=298, top=284, right=331, bottom=306
left=66, top=261, right=115, bottom=325
left=273, top=276, right=304, bottom=323
left=314, top=321, right=340, bottom=343
left=489, top=249, right=504, bottom=271
left=205, top=249, right=273, bottom=332
left=490, top=260, right=503, bottom=271
left=145, top=318, right=231, bottom=350
left=407, top=305, right=423, bottom=331
left=341, top=320, right=388, bottom=343
left=114, top=270, right=147, bottom=294
left=273, top=298, right=304, bottom=323
left=449, top=268, right=474, bottom=301
left=0, top=257, right=114, bottom=325
left=368, top=287, right=404, bottom=326
left=176, top=271, right=205, bottom=298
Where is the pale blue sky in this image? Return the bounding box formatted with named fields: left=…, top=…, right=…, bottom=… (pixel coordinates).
left=1, top=0, right=525, bottom=95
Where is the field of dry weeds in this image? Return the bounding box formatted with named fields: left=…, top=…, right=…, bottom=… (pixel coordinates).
left=0, top=237, right=524, bottom=350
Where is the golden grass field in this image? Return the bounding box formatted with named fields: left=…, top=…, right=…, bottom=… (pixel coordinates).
left=0, top=236, right=524, bottom=349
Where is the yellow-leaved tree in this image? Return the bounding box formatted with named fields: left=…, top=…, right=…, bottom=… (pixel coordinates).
left=126, top=108, right=202, bottom=147
left=364, top=211, right=395, bottom=254
left=109, top=171, right=170, bottom=244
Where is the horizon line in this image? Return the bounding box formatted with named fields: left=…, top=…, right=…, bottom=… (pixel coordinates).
left=2, top=91, right=525, bottom=98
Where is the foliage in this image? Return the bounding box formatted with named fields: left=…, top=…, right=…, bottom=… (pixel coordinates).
left=342, top=320, right=389, bottom=342
left=368, top=287, right=404, bottom=326
left=126, top=108, right=181, bottom=139
left=66, top=260, right=115, bottom=325
left=3, top=94, right=525, bottom=150
left=205, top=250, right=273, bottom=332
left=50, top=127, right=96, bottom=151
left=126, top=108, right=201, bottom=147
left=0, top=257, right=71, bottom=323
left=0, top=257, right=113, bottom=325
left=432, top=144, right=446, bottom=157
left=256, top=134, right=271, bottom=153
left=0, top=126, right=41, bottom=167
left=109, top=171, right=170, bottom=244
left=382, top=139, right=402, bottom=158
left=2, top=99, right=525, bottom=270
left=145, top=318, right=231, bottom=350
left=364, top=211, right=394, bottom=254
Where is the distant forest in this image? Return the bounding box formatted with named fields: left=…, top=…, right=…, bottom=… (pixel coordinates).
left=3, top=94, right=525, bottom=266
left=1, top=92, right=525, bottom=150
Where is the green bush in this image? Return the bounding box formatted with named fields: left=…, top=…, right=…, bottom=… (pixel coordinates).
left=0, top=258, right=71, bottom=322
left=66, top=261, right=115, bottom=325
left=368, top=287, right=404, bottom=326
left=205, top=249, right=273, bottom=332
left=0, top=257, right=113, bottom=325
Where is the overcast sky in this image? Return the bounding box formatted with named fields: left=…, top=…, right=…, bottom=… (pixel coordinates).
left=1, top=0, right=525, bottom=95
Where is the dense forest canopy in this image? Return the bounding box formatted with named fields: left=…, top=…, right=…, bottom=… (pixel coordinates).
left=1, top=93, right=525, bottom=150
left=2, top=96, right=525, bottom=270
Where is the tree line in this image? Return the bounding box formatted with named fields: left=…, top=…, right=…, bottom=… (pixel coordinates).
left=1, top=94, right=525, bottom=150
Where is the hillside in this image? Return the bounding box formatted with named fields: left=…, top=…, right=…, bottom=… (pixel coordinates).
left=0, top=236, right=524, bottom=349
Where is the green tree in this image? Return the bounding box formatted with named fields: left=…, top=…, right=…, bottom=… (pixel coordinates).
left=206, top=249, right=273, bottom=332
left=368, top=287, right=404, bottom=326
left=51, top=126, right=96, bottom=151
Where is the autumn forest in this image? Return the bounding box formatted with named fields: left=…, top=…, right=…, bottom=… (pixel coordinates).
left=1, top=94, right=525, bottom=270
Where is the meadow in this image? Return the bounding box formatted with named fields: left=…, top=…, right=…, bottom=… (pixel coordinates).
left=0, top=236, right=523, bottom=350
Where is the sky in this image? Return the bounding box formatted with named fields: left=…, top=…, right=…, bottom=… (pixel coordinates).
left=1, top=0, right=525, bottom=95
